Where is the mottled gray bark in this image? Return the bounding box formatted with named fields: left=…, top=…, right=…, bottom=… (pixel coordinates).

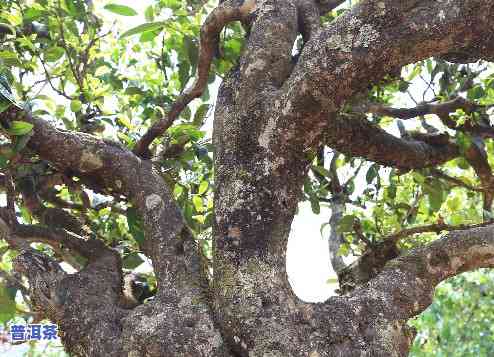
left=324, top=113, right=459, bottom=169
left=326, top=153, right=347, bottom=274
left=2, top=0, right=494, bottom=356
left=328, top=199, right=347, bottom=274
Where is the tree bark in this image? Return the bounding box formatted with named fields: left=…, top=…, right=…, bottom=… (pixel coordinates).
left=3, top=0, right=494, bottom=356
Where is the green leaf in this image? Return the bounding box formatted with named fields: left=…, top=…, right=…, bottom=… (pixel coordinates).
left=0, top=282, right=16, bottom=323
left=337, top=243, right=350, bottom=257
left=192, top=195, right=203, bottom=212
left=0, top=50, right=16, bottom=60
left=70, top=99, right=82, bottom=112
left=63, top=0, right=78, bottom=16
left=169, top=124, right=204, bottom=141
left=184, top=36, right=198, bottom=69
left=447, top=196, right=461, bottom=211
left=126, top=207, right=145, bottom=245
left=117, top=116, right=133, bottom=130
left=467, top=86, right=485, bottom=100
left=311, top=165, right=331, bottom=179
left=44, top=46, right=65, bottom=62
left=412, top=172, right=426, bottom=184
left=139, top=28, right=162, bottom=42
left=120, top=22, right=166, bottom=39
left=173, top=184, right=184, bottom=199
left=104, top=3, right=138, bottom=16
left=19, top=205, right=32, bottom=224
left=0, top=11, right=21, bottom=26
left=366, top=164, right=379, bottom=184
left=337, top=215, right=356, bottom=233
left=386, top=184, right=397, bottom=200
left=124, top=86, right=145, bottom=96
left=117, top=132, right=134, bottom=147
left=398, top=80, right=409, bottom=92
left=193, top=104, right=210, bottom=126
left=144, top=5, right=154, bottom=21
left=183, top=202, right=194, bottom=226
left=455, top=132, right=473, bottom=155
left=192, top=214, right=205, bottom=224
left=23, top=4, right=46, bottom=20
left=122, top=252, right=144, bottom=269
left=0, top=155, right=8, bottom=169
left=198, top=181, right=209, bottom=195
left=423, top=181, right=444, bottom=213
left=309, top=195, right=320, bottom=214
left=0, top=100, right=10, bottom=114
left=7, top=121, right=33, bottom=136
left=178, top=61, right=191, bottom=90
left=13, top=132, right=32, bottom=152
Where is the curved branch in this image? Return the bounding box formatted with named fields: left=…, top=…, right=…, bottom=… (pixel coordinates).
left=314, top=223, right=494, bottom=356
left=323, top=113, right=459, bottom=169
left=430, top=168, right=484, bottom=192
left=12, top=224, right=115, bottom=263
left=366, top=96, right=494, bottom=215
left=362, top=223, right=494, bottom=321
left=0, top=104, right=209, bottom=296
left=133, top=0, right=257, bottom=157
left=0, top=106, right=225, bottom=354
left=338, top=220, right=494, bottom=294
left=361, top=97, right=494, bottom=140
left=269, top=0, right=494, bottom=167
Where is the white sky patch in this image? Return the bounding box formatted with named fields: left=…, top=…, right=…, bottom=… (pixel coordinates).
left=287, top=202, right=338, bottom=302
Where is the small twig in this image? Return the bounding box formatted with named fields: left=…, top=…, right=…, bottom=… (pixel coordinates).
left=38, top=58, right=74, bottom=100
left=430, top=168, right=484, bottom=192
left=353, top=219, right=372, bottom=247
left=56, top=12, right=84, bottom=93
left=4, top=170, right=16, bottom=220
left=80, top=28, right=112, bottom=80
left=401, top=189, right=422, bottom=226
left=362, top=97, right=481, bottom=120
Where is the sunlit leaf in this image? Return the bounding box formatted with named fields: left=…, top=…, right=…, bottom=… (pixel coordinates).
left=7, top=121, right=33, bottom=136
left=120, top=22, right=167, bottom=39
left=104, top=3, right=138, bottom=16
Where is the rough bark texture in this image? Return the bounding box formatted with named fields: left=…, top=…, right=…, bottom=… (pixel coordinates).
left=3, top=0, right=494, bottom=356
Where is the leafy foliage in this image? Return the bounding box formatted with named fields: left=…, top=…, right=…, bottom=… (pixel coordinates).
left=410, top=270, right=494, bottom=357
left=302, top=43, right=494, bottom=356
left=0, top=0, right=493, bottom=355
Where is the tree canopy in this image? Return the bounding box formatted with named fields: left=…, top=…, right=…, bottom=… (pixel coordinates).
left=0, top=0, right=494, bottom=356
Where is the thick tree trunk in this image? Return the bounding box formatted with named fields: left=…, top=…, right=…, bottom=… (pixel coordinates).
left=3, top=0, right=494, bottom=356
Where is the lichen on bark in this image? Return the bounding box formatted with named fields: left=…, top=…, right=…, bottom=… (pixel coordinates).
left=2, top=0, right=494, bottom=356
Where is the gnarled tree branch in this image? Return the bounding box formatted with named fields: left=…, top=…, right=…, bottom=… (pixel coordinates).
left=0, top=105, right=226, bottom=355
left=133, top=0, right=257, bottom=157
left=324, top=113, right=459, bottom=169
left=338, top=219, right=494, bottom=294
